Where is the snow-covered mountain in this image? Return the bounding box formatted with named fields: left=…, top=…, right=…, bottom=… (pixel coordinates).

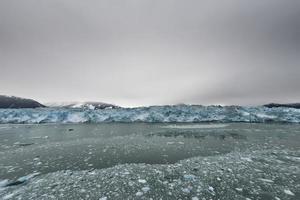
left=44, top=102, right=120, bottom=110
left=0, top=95, right=45, bottom=108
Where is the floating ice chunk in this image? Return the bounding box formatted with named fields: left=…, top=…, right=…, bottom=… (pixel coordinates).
left=31, top=136, right=48, bottom=139
left=13, top=142, right=34, bottom=147
left=183, top=174, right=196, bottom=181
left=141, top=186, right=150, bottom=193
left=285, top=156, right=300, bottom=162
left=284, top=189, right=295, bottom=196
left=36, top=162, right=42, bottom=165
left=138, top=179, right=147, bottom=184
left=208, top=186, right=214, bottom=192
left=235, top=188, right=243, bottom=192
left=80, top=189, right=86, bottom=193
left=192, top=197, right=199, bottom=200
left=258, top=178, right=274, bottom=183
left=99, top=197, right=107, bottom=200
left=181, top=188, right=190, bottom=193
left=166, top=142, right=175, bottom=145
left=33, top=157, right=40, bottom=161
left=227, top=168, right=233, bottom=173
left=0, top=179, right=9, bottom=187
left=241, top=157, right=253, bottom=162
left=128, top=181, right=134, bottom=186
left=16, top=172, right=40, bottom=184
left=3, top=193, right=15, bottom=200
left=136, top=191, right=143, bottom=196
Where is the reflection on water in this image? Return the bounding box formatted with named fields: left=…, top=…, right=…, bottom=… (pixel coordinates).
left=148, top=129, right=247, bottom=140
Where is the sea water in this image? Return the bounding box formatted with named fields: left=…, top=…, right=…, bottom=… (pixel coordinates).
left=0, top=123, right=299, bottom=199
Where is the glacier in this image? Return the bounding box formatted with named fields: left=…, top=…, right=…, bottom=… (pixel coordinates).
left=0, top=105, right=300, bottom=124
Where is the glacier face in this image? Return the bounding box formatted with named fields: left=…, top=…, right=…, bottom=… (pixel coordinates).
left=0, top=105, right=299, bottom=124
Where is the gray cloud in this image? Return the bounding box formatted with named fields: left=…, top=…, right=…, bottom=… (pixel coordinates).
left=0, top=0, right=299, bottom=107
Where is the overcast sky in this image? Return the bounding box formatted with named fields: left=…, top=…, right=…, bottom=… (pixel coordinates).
left=0, top=0, right=299, bottom=107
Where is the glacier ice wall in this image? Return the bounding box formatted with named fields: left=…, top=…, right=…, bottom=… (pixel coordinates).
left=0, top=105, right=299, bottom=124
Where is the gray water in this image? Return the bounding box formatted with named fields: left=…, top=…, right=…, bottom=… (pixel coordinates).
left=0, top=123, right=299, bottom=199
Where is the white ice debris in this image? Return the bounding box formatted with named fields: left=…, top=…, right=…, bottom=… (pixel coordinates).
left=135, top=191, right=143, bottom=196
left=241, top=157, right=253, bottom=162
left=208, top=186, right=214, bottom=192
left=167, top=142, right=175, bottom=145
left=285, top=156, right=300, bottom=162
left=141, top=186, right=150, bottom=193
left=0, top=132, right=299, bottom=199
left=138, top=179, right=147, bottom=184
left=258, top=178, right=274, bottom=183
left=80, top=189, right=86, bottom=193
left=17, top=172, right=40, bottom=183
left=0, top=180, right=9, bottom=187
left=183, top=174, right=196, bottom=181
left=181, top=188, right=190, bottom=193
left=3, top=193, right=15, bottom=200
left=284, top=189, right=295, bottom=196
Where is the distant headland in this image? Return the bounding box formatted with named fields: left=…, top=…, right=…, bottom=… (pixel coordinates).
left=0, top=95, right=45, bottom=108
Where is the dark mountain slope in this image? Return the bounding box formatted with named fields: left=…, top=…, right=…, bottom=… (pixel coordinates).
left=0, top=95, right=45, bottom=108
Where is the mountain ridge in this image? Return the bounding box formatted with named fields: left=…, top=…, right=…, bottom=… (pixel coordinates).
left=0, top=95, right=45, bottom=109
left=264, top=103, right=300, bottom=109
left=1, top=95, right=300, bottom=109
left=44, top=101, right=120, bottom=110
